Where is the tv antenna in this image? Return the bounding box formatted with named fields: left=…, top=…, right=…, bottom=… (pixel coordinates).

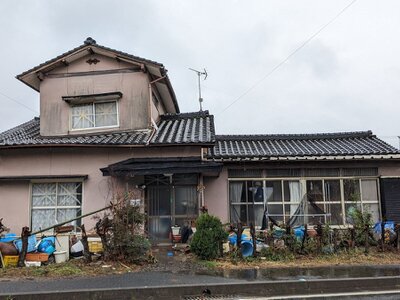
left=189, top=68, right=208, bottom=111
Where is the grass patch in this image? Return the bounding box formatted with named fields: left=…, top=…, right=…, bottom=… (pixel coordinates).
left=197, top=260, right=218, bottom=269
left=0, top=259, right=140, bottom=279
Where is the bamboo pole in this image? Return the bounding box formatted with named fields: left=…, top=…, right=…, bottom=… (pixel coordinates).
left=30, top=205, right=112, bottom=236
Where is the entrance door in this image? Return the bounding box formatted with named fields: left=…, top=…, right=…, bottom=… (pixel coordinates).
left=147, top=186, right=172, bottom=242
left=146, top=175, right=199, bottom=243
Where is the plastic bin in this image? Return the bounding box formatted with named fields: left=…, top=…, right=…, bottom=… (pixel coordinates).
left=3, top=255, right=19, bottom=267
left=25, top=261, right=41, bottom=267
left=88, top=237, right=103, bottom=253
left=54, top=251, right=68, bottom=263
left=25, top=253, right=49, bottom=262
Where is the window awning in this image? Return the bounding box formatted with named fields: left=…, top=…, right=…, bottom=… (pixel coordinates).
left=62, top=92, right=122, bottom=104
left=101, top=157, right=223, bottom=177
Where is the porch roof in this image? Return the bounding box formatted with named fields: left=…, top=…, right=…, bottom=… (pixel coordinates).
left=101, top=157, right=223, bottom=177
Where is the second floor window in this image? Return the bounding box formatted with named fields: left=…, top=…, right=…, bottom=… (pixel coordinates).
left=71, top=101, right=118, bottom=130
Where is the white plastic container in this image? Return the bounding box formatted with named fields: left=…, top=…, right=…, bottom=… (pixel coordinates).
left=55, top=234, right=70, bottom=252
left=54, top=250, right=68, bottom=263
left=25, top=261, right=41, bottom=267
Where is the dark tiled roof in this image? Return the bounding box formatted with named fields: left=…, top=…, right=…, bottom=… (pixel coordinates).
left=208, top=132, right=400, bottom=160
left=0, top=111, right=215, bottom=147
left=152, top=111, right=215, bottom=144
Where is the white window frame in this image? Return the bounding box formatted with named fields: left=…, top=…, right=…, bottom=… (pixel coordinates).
left=70, top=100, right=119, bottom=131
left=228, top=176, right=381, bottom=228
left=30, top=181, right=83, bottom=232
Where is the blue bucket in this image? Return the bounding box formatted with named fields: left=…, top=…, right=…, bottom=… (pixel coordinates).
left=294, top=226, right=305, bottom=241
left=38, top=237, right=56, bottom=254
left=241, top=240, right=253, bottom=257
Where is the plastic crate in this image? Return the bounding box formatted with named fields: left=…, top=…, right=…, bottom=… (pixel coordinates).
left=3, top=255, right=18, bottom=267
left=25, top=253, right=49, bottom=262
left=88, top=241, right=103, bottom=253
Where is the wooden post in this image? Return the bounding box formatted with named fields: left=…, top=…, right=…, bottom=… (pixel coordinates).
left=250, top=222, right=256, bottom=257
left=396, top=225, right=400, bottom=251
left=350, top=228, right=355, bottom=248
left=80, top=225, right=92, bottom=263
left=18, top=227, right=31, bottom=267
left=0, top=251, right=4, bottom=268
left=333, top=228, right=339, bottom=252
left=268, top=222, right=274, bottom=247
left=364, top=224, right=370, bottom=254
left=301, top=224, right=308, bottom=253
left=316, top=223, right=323, bottom=253
left=237, top=223, right=243, bottom=258
left=381, top=221, right=385, bottom=252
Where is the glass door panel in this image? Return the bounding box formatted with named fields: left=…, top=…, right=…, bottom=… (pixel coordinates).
left=147, top=186, right=172, bottom=242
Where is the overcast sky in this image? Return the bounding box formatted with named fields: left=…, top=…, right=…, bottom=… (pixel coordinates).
left=0, top=1, right=399, bottom=147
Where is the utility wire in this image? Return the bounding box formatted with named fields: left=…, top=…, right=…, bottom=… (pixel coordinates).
left=0, top=91, right=39, bottom=114
left=217, top=0, right=358, bottom=115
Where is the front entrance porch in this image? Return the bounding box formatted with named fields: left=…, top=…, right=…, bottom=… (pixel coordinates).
left=101, top=157, right=223, bottom=244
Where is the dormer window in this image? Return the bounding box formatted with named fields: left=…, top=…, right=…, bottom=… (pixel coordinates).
left=71, top=101, right=118, bottom=130
left=62, top=92, right=121, bottom=131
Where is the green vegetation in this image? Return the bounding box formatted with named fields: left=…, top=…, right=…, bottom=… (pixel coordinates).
left=190, top=213, right=228, bottom=260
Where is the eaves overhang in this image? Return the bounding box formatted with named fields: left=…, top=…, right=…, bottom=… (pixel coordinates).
left=207, top=154, right=400, bottom=162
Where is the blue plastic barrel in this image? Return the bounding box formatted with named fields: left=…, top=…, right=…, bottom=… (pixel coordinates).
left=241, top=240, right=253, bottom=257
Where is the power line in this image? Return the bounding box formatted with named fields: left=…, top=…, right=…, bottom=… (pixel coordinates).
left=0, top=91, right=39, bottom=114
left=217, top=0, right=358, bottom=115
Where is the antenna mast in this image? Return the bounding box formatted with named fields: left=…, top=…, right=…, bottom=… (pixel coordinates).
left=189, top=68, right=207, bottom=111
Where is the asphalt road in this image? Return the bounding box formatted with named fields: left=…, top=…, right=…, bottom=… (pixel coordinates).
left=0, top=271, right=245, bottom=294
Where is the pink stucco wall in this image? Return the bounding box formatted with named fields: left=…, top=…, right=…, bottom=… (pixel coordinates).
left=0, top=146, right=201, bottom=232
left=39, top=54, right=170, bottom=137
left=204, top=167, right=229, bottom=223
left=0, top=181, right=31, bottom=233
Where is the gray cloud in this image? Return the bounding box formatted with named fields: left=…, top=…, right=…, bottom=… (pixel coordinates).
left=0, top=0, right=399, bottom=147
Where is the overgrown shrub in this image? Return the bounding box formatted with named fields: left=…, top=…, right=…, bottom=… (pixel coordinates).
left=190, top=213, right=228, bottom=260
left=348, top=207, right=375, bottom=246
left=95, top=192, right=151, bottom=264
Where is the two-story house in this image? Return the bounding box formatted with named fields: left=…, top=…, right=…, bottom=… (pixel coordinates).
left=1, top=38, right=400, bottom=244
